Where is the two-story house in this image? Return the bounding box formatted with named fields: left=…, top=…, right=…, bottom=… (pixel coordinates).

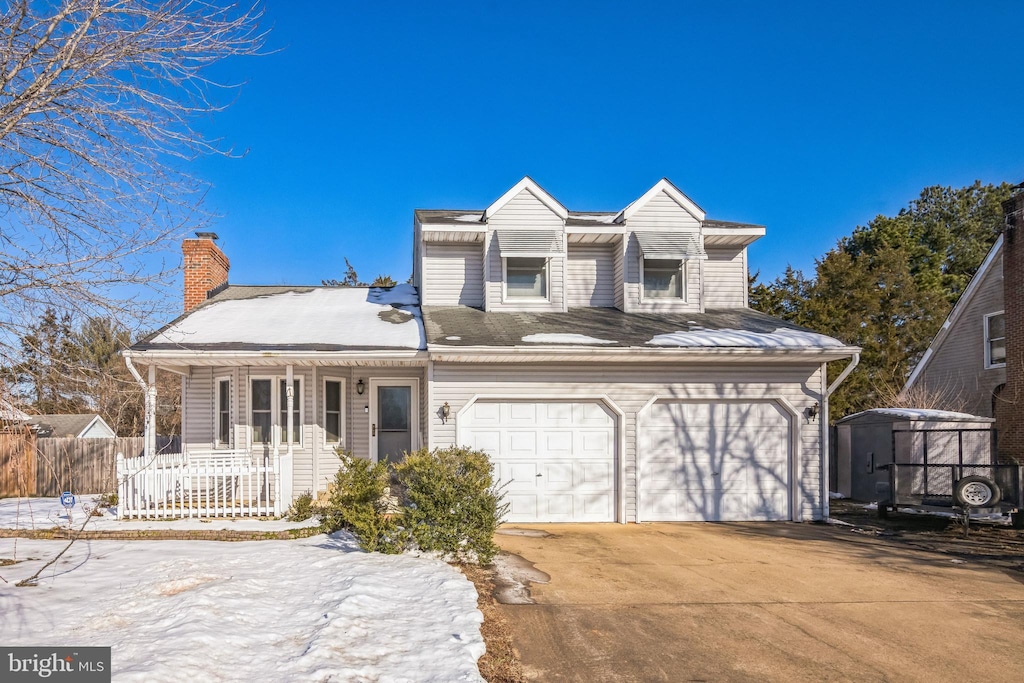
left=124, top=177, right=858, bottom=523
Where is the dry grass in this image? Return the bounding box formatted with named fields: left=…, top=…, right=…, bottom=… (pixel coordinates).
left=458, top=563, right=525, bottom=683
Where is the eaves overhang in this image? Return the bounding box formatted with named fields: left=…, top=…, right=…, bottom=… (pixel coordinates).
left=427, top=345, right=860, bottom=364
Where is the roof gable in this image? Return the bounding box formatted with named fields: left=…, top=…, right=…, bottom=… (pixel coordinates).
left=484, top=177, right=568, bottom=221
left=617, top=178, right=706, bottom=223
left=903, top=235, right=1004, bottom=390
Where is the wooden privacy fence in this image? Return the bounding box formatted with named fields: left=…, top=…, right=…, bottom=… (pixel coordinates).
left=0, top=427, right=37, bottom=499
left=0, top=435, right=180, bottom=497
left=117, top=449, right=278, bottom=519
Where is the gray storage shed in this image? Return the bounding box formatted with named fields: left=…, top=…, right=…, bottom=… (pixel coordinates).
left=835, top=409, right=995, bottom=502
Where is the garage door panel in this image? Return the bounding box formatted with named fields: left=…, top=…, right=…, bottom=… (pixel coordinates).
left=507, top=494, right=539, bottom=518
left=462, top=400, right=617, bottom=523
left=640, top=400, right=791, bottom=522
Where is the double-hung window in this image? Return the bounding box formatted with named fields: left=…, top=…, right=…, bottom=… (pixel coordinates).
left=985, top=312, right=1006, bottom=368
left=323, top=378, right=346, bottom=447
left=250, top=377, right=303, bottom=446
left=215, top=377, right=231, bottom=447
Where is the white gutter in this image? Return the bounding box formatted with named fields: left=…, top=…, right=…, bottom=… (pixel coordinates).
left=826, top=352, right=860, bottom=397
left=429, top=346, right=861, bottom=363
left=126, top=349, right=426, bottom=362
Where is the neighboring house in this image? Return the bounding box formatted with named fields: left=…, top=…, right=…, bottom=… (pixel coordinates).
left=902, top=236, right=1006, bottom=417
left=22, top=414, right=117, bottom=439
left=125, top=177, right=858, bottom=523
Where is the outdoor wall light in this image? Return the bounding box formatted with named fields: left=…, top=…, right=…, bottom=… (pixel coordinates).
left=441, top=402, right=451, bottom=424
left=805, top=402, right=820, bottom=422
left=356, top=379, right=365, bottom=395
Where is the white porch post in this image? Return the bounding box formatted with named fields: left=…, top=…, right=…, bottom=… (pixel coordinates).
left=282, top=364, right=294, bottom=505
left=148, top=365, right=157, bottom=458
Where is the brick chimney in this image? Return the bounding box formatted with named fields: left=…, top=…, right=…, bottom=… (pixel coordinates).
left=182, top=232, right=230, bottom=312
left=998, top=184, right=1024, bottom=462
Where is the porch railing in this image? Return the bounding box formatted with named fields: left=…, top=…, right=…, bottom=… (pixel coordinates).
left=116, top=449, right=279, bottom=519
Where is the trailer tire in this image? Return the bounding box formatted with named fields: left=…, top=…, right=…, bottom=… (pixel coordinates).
left=954, top=476, right=1001, bottom=508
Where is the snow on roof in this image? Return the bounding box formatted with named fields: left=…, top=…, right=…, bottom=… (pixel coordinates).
left=837, top=408, right=994, bottom=424
left=148, top=285, right=424, bottom=350
left=647, top=327, right=846, bottom=349
left=521, top=333, right=617, bottom=345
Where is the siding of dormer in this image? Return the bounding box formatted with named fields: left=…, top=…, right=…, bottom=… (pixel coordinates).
left=703, top=246, right=748, bottom=309
left=622, top=189, right=702, bottom=313
left=622, top=233, right=702, bottom=312
left=566, top=244, right=615, bottom=307
left=485, top=188, right=566, bottom=311
left=421, top=243, right=484, bottom=307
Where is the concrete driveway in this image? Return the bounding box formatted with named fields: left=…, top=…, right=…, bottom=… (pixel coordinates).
left=493, top=522, right=1024, bottom=682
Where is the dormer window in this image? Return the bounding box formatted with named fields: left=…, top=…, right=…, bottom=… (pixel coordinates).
left=506, top=257, right=548, bottom=298
left=643, top=259, right=684, bottom=299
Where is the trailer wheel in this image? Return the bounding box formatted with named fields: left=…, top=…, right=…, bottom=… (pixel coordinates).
left=954, top=476, right=1001, bottom=508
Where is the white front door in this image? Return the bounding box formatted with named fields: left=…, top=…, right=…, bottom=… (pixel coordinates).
left=461, top=400, right=617, bottom=522
left=370, top=379, right=419, bottom=463
left=639, top=401, right=791, bottom=521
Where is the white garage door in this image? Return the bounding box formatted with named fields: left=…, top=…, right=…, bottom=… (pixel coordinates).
left=461, top=401, right=616, bottom=522
left=639, top=401, right=791, bottom=521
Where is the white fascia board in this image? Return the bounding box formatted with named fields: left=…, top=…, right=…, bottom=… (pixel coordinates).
left=124, top=349, right=428, bottom=367
left=428, top=345, right=860, bottom=363
left=484, top=176, right=569, bottom=220
left=616, top=178, right=706, bottom=223
left=903, top=235, right=1004, bottom=391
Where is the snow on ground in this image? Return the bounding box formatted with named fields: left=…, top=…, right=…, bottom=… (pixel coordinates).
left=647, top=327, right=846, bottom=348
left=838, top=408, right=991, bottom=422
left=147, top=286, right=424, bottom=349
left=0, top=534, right=484, bottom=682
left=0, top=497, right=320, bottom=532
left=521, top=333, right=617, bottom=345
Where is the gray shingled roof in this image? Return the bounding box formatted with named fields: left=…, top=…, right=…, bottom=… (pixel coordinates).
left=422, top=306, right=839, bottom=348
left=23, top=414, right=102, bottom=438
left=414, top=209, right=763, bottom=231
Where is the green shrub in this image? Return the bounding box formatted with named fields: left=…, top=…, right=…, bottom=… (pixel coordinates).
left=393, top=446, right=507, bottom=564
left=322, top=451, right=406, bottom=554
left=286, top=491, right=316, bottom=522
left=96, top=491, right=118, bottom=508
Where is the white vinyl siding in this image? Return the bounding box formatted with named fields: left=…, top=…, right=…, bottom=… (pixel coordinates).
left=422, top=244, right=484, bottom=307
left=625, top=189, right=702, bottom=231
left=432, top=362, right=825, bottom=523
left=567, top=245, right=615, bottom=307
left=485, top=188, right=565, bottom=312
left=703, top=246, right=748, bottom=309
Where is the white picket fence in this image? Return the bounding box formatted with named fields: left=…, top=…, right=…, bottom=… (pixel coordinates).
left=116, top=449, right=280, bottom=519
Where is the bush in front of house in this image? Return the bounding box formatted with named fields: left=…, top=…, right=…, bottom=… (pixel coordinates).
left=393, top=446, right=507, bottom=564
left=286, top=491, right=316, bottom=522
left=322, top=451, right=406, bottom=554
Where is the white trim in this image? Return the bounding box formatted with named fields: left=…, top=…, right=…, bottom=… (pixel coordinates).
left=984, top=310, right=1007, bottom=369
left=369, top=377, right=421, bottom=463
left=454, top=394, right=626, bottom=524
left=502, top=256, right=550, bottom=302
left=214, top=375, right=232, bottom=448
left=820, top=362, right=829, bottom=520
left=484, top=176, right=568, bottom=220
left=617, top=178, right=706, bottom=223
left=635, top=395, right=802, bottom=523
left=322, top=375, right=347, bottom=448
left=904, top=235, right=1003, bottom=391
left=640, top=257, right=688, bottom=303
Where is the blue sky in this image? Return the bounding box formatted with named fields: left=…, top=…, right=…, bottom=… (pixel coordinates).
left=192, top=1, right=1024, bottom=288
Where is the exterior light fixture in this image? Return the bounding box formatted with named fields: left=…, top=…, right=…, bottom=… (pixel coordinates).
left=441, top=402, right=451, bottom=423
left=356, top=379, right=365, bottom=395
left=805, top=402, right=819, bottom=422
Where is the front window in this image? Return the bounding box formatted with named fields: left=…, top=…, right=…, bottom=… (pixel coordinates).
left=643, top=259, right=683, bottom=299
left=251, top=379, right=272, bottom=444
left=279, top=379, right=301, bottom=444
left=216, top=378, right=231, bottom=446
left=324, top=379, right=345, bottom=445
left=506, top=257, right=547, bottom=298
left=986, top=312, right=1006, bottom=368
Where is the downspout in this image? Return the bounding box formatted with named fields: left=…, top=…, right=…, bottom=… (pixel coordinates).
left=124, top=353, right=153, bottom=459
left=823, top=352, right=860, bottom=519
